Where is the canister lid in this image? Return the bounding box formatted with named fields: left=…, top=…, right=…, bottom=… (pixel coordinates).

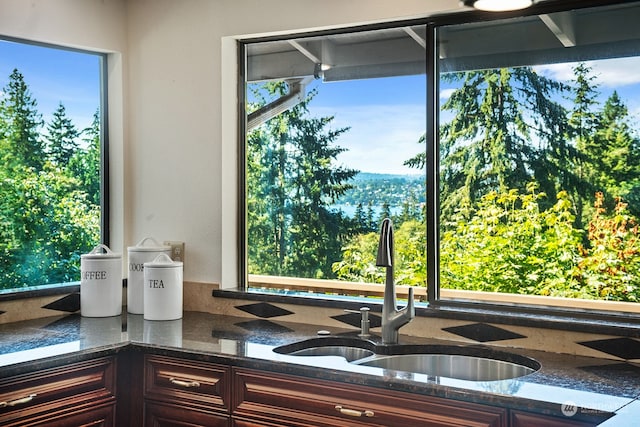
left=144, top=253, right=183, bottom=268
left=128, top=237, right=171, bottom=252
left=81, top=244, right=121, bottom=259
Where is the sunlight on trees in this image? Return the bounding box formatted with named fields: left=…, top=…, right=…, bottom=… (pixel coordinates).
left=0, top=69, right=100, bottom=290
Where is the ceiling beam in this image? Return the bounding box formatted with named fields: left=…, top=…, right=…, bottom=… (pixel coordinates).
left=539, top=11, right=576, bottom=47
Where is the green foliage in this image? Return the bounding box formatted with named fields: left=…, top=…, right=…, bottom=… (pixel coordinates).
left=440, top=185, right=582, bottom=295
left=246, top=83, right=357, bottom=279
left=0, top=70, right=100, bottom=290
left=575, top=193, right=640, bottom=301
left=333, top=219, right=426, bottom=287
left=248, top=61, right=640, bottom=305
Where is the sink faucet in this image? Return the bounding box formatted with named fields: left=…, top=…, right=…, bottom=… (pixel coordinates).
left=376, top=218, right=415, bottom=344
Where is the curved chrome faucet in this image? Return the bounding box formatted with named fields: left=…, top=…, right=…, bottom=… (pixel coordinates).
left=376, top=218, right=415, bottom=344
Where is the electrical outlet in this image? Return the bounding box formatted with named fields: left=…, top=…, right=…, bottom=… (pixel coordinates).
left=164, top=241, right=185, bottom=264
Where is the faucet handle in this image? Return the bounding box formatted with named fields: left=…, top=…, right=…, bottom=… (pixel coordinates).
left=344, top=307, right=370, bottom=337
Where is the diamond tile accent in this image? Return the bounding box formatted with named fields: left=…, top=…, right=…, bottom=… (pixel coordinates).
left=236, top=302, right=293, bottom=318
left=579, top=362, right=640, bottom=380
left=331, top=312, right=382, bottom=329
left=443, top=322, right=526, bottom=343
left=234, top=319, right=294, bottom=334
left=578, top=338, right=640, bottom=360
left=43, top=293, right=80, bottom=313
left=0, top=311, right=5, bottom=316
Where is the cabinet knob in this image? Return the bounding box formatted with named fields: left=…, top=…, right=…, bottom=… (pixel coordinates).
left=169, top=377, right=201, bottom=388
left=335, top=405, right=374, bottom=418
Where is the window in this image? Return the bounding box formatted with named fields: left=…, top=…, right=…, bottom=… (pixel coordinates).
left=0, top=38, right=105, bottom=294
left=436, top=1, right=640, bottom=311
left=242, top=26, right=427, bottom=300
left=241, top=0, right=640, bottom=315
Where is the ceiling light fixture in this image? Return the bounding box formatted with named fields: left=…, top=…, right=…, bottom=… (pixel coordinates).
left=461, top=0, right=534, bottom=12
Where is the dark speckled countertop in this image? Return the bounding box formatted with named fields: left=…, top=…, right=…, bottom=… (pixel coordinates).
left=1, top=311, right=639, bottom=426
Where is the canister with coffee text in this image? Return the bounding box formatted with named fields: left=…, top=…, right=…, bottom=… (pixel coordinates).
left=80, top=244, right=122, bottom=317
left=127, top=237, right=171, bottom=314
left=143, top=253, right=183, bottom=321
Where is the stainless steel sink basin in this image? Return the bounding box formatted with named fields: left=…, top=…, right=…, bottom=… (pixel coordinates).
left=273, top=337, right=539, bottom=381
left=288, top=346, right=375, bottom=361
left=353, top=353, right=537, bottom=381
left=273, top=337, right=377, bottom=362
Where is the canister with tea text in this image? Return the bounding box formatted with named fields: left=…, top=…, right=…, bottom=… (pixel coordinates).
left=80, top=244, right=122, bottom=317
left=127, top=237, right=171, bottom=314
left=143, top=253, right=183, bottom=321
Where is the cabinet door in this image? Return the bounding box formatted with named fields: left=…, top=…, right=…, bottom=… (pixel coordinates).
left=511, top=410, right=599, bottom=427
left=233, top=368, right=507, bottom=427
left=145, top=401, right=229, bottom=427
left=0, top=356, right=116, bottom=427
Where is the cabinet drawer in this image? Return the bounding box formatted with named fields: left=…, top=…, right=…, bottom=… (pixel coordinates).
left=0, top=356, right=116, bottom=426
left=144, top=354, right=230, bottom=414
left=511, top=410, right=599, bottom=427
left=233, top=368, right=506, bottom=427
left=145, top=401, right=230, bottom=427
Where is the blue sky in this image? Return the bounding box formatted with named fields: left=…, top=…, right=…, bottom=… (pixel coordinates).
left=0, top=39, right=101, bottom=134
left=6, top=37, right=639, bottom=178
left=307, top=75, right=426, bottom=176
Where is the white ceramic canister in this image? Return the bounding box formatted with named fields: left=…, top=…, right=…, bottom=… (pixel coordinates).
left=143, top=253, right=183, bottom=321
left=80, top=244, right=122, bottom=317
left=127, top=237, right=171, bottom=314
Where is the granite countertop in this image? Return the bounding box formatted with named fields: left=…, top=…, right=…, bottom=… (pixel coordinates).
left=1, top=311, right=639, bottom=425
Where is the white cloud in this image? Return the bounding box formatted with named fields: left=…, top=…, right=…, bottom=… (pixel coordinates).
left=536, top=57, right=640, bottom=87
left=309, top=104, right=426, bottom=175
left=440, top=88, right=456, bottom=101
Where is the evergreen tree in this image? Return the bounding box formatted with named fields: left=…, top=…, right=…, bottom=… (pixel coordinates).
left=246, top=82, right=357, bottom=278
left=377, top=202, right=392, bottom=226
left=563, top=63, right=601, bottom=227
left=68, top=110, right=101, bottom=206
left=0, top=69, right=44, bottom=171
left=591, top=92, right=640, bottom=216
left=439, top=67, right=568, bottom=219
left=46, top=102, right=79, bottom=166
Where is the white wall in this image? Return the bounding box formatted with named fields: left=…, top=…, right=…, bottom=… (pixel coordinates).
left=124, top=0, right=460, bottom=289
left=0, top=0, right=127, bottom=270
left=1, top=0, right=462, bottom=289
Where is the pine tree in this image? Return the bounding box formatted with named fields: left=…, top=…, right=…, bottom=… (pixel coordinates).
left=0, top=69, right=44, bottom=171
left=439, top=67, right=569, bottom=219
left=68, top=109, right=101, bottom=206
left=46, top=102, right=79, bottom=166
left=563, top=63, right=601, bottom=227
left=246, top=83, right=357, bottom=278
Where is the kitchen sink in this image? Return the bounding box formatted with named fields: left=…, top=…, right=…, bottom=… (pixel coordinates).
left=273, top=337, right=540, bottom=381
left=353, top=353, right=537, bottom=381
left=287, top=346, right=375, bottom=361
left=273, top=336, right=377, bottom=362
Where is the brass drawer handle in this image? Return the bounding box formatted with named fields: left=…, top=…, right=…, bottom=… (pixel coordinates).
left=0, top=393, right=37, bottom=408
left=335, top=405, right=374, bottom=418
left=169, top=377, right=201, bottom=388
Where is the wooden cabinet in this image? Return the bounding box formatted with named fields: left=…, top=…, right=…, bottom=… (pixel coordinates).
left=0, top=356, right=116, bottom=427
left=232, top=368, right=507, bottom=427
left=143, top=354, right=231, bottom=427
left=1, top=348, right=606, bottom=427
left=511, top=410, right=598, bottom=427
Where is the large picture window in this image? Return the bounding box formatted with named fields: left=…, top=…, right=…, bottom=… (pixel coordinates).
left=242, top=0, right=640, bottom=315
left=243, top=26, right=427, bottom=299
left=436, top=2, right=640, bottom=310
left=0, top=39, right=105, bottom=294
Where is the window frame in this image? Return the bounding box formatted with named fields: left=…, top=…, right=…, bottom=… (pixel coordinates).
left=0, top=37, right=109, bottom=301
left=236, top=0, right=640, bottom=328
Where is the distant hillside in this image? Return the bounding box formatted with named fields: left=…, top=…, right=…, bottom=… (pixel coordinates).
left=336, top=172, right=425, bottom=207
